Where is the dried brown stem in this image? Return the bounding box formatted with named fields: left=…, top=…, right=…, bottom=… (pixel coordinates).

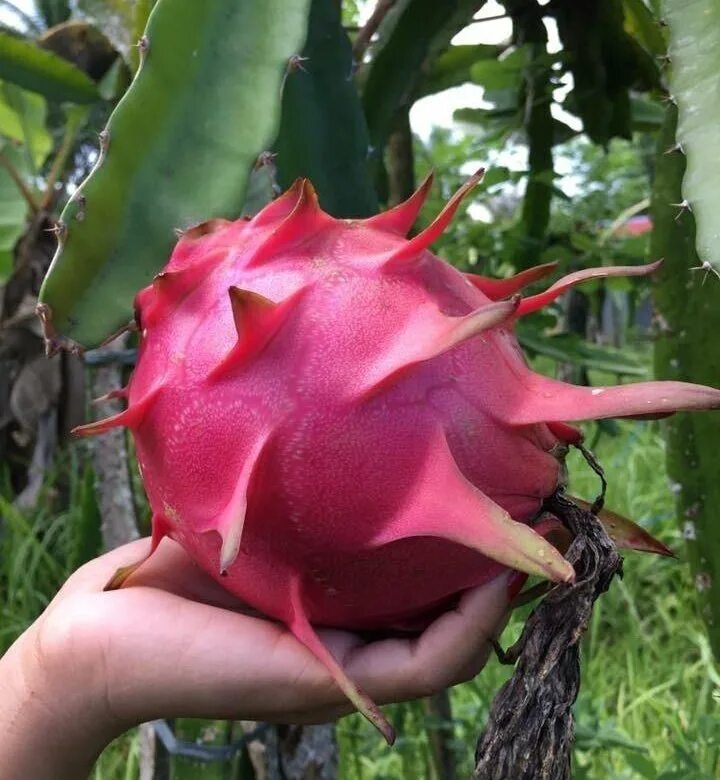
left=352, top=0, right=398, bottom=62
left=467, top=13, right=509, bottom=25
left=40, top=110, right=85, bottom=211
left=0, top=150, right=40, bottom=213
left=473, top=493, right=623, bottom=780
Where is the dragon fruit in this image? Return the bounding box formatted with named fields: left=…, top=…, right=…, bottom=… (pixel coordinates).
left=76, top=171, right=720, bottom=742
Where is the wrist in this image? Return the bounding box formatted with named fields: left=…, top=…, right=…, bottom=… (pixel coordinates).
left=0, top=619, right=124, bottom=780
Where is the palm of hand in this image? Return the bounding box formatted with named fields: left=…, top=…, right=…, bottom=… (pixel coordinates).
left=35, top=538, right=510, bottom=730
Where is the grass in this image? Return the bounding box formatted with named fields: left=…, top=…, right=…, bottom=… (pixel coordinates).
left=0, top=452, right=101, bottom=654
left=1, top=424, right=718, bottom=778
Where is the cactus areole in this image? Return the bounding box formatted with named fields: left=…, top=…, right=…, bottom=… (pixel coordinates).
left=73, top=173, right=720, bottom=742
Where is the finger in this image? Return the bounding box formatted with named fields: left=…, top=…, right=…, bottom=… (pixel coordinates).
left=122, top=540, right=257, bottom=613
left=412, top=577, right=512, bottom=686
left=50, top=538, right=153, bottom=602
left=343, top=572, right=511, bottom=704
left=58, top=543, right=510, bottom=722
left=54, top=538, right=251, bottom=613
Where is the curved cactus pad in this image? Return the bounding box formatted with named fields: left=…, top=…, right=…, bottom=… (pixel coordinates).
left=38, top=0, right=311, bottom=349
left=664, top=0, right=720, bottom=274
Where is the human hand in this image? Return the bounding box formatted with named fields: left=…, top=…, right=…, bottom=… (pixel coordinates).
left=0, top=537, right=512, bottom=779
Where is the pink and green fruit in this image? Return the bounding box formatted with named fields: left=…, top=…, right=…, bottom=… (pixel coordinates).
left=77, top=173, right=720, bottom=742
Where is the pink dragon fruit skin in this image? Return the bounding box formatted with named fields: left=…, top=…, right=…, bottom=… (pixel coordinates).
left=77, top=172, right=720, bottom=742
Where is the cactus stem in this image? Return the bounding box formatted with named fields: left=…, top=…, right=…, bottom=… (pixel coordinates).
left=37, top=0, right=314, bottom=348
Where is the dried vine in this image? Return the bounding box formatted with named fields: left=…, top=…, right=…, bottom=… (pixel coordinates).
left=473, top=491, right=623, bottom=780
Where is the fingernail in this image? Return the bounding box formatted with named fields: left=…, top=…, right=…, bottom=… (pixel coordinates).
left=506, top=572, right=529, bottom=602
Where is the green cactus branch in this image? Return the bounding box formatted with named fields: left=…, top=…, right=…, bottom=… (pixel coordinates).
left=506, top=0, right=554, bottom=270
left=653, top=104, right=720, bottom=659
left=38, top=0, right=312, bottom=349
left=663, top=0, right=720, bottom=275
left=275, top=0, right=378, bottom=218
